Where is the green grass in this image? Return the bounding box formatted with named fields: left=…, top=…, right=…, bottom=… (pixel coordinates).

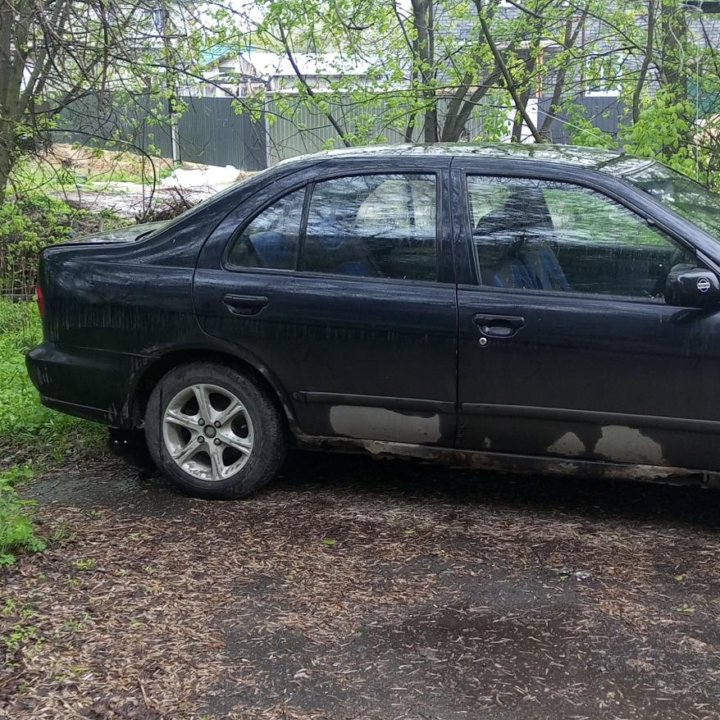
left=0, top=301, right=102, bottom=452
left=11, top=152, right=175, bottom=192
left=0, top=299, right=103, bottom=564
left=0, top=467, right=46, bottom=565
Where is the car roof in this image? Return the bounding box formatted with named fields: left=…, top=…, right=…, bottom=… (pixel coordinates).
left=275, top=142, right=627, bottom=171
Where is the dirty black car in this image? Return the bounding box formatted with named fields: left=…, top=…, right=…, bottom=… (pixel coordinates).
left=26, top=144, right=720, bottom=498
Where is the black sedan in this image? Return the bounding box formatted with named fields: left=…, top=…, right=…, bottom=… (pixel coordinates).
left=26, top=144, right=720, bottom=497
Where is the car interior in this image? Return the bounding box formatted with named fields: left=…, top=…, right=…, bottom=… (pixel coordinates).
left=471, top=186, right=696, bottom=299
left=232, top=176, right=439, bottom=281
left=473, top=191, right=570, bottom=291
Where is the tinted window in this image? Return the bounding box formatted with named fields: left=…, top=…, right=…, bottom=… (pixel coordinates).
left=303, top=174, right=437, bottom=280
left=226, top=188, right=305, bottom=270
left=467, top=176, right=696, bottom=299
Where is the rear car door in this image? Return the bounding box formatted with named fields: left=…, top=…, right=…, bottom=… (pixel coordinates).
left=452, top=158, right=720, bottom=472
left=194, top=157, right=458, bottom=445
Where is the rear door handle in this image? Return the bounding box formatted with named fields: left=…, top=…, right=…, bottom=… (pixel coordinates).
left=223, top=293, right=269, bottom=316
left=474, top=314, right=525, bottom=339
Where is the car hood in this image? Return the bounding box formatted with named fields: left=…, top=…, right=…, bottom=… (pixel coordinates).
left=73, top=221, right=167, bottom=244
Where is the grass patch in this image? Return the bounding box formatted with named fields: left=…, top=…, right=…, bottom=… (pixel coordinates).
left=0, top=299, right=104, bottom=466
left=12, top=144, right=176, bottom=192
left=0, top=467, right=45, bottom=565
left=0, top=299, right=104, bottom=563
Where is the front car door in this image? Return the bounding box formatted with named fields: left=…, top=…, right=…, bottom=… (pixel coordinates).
left=194, top=156, right=458, bottom=446
left=452, top=157, right=720, bottom=473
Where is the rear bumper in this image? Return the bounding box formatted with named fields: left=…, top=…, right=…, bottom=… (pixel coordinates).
left=26, top=342, right=143, bottom=429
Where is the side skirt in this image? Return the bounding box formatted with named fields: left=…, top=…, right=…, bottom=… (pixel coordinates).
left=293, top=434, right=720, bottom=489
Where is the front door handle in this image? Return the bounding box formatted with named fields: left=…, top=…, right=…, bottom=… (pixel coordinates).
left=223, top=293, right=269, bottom=316
left=474, top=314, right=525, bottom=339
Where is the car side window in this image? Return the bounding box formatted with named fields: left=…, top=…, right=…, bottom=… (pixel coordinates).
left=467, top=176, right=696, bottom=299
left=226, top=188, right=306, bottom=270
left=302, top=174, right=437, bottom=281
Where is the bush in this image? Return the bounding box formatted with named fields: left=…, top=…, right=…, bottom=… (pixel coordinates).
left=0, top=194, right=128, bottom=296
left=0, top=195, right=75, bottom=296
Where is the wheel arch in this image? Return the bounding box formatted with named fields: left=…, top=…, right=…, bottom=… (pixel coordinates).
left=130, top=348, right=297, bottom=433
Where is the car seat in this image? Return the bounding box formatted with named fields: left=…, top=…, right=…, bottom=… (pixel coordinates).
left=474, top=190, right=569, bottom=291
left=248, top=230, right=297, bottom=270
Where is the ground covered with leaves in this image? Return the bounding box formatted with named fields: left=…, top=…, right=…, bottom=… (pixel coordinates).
left=2, top=452, right=720, bottom=719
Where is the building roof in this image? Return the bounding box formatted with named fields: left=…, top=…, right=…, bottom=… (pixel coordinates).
left=200, top=45, right=369, bottom=79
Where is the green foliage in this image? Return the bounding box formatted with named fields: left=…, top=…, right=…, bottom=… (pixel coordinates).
left=563, top=103, right=617, bottom=150
left=0, top=467, right=45, bottom=566
left=12, top=152, right=175, bottom=192
left=0, top=299, right=102, bottom=565
left=72, top=559, right=96, bottom=571
left=0, top=194, right=74, bottom=295
left=617, top=86, right=720, bottom=189
left=621, top=88, right=696, bottom=171
left=0, top=300, right=103, bottom=457
left=0, top=194, right=127, bottom=295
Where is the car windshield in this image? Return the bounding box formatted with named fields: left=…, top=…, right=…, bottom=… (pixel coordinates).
left=599, top=157, right=720, bottom=240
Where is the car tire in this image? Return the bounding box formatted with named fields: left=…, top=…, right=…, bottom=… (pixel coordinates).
left=145, top=362, right=286, bottom=499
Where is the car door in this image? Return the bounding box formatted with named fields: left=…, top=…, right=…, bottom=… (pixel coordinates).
left=194, top=157, right=458, bottom=445
left=452, top=158, right=720, bottom=472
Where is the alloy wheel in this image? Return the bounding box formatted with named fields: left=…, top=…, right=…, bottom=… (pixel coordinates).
left=162, top=383, right=254, bottom=482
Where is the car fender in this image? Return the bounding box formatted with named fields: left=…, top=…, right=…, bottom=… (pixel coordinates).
left=128, top=338, right=300, bottom=432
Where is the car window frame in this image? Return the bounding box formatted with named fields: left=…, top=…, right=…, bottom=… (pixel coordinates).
left=222, top=168, right=447, bottom=287
left=456, top=163, right=705, bottom=305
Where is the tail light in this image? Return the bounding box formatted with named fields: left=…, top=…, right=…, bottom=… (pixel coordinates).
left=36, top=285, right=46, bottom=318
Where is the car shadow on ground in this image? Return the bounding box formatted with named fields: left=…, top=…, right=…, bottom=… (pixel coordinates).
left=271, top=450, right=720, bottom=531
left=27, top=447, right=720, bottom=533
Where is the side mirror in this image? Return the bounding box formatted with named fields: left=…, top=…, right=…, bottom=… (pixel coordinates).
left=665, top=266, right=720, bottom=308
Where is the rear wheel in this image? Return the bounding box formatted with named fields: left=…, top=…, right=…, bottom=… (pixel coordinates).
left=145, top=362, right=286, bottom=498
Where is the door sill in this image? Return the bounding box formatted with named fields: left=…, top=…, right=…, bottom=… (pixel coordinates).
left=293, top=434, right=719, bottom=488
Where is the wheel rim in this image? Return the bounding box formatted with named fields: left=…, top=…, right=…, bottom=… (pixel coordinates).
left=162, top=383, right=254, bottom=482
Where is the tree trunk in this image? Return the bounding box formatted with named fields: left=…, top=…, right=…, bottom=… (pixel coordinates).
left=659, top=0, right=692, bottom=152
left=412, top=0, right=438, bottom=143
left=660, top=0, right=687, bottom=98
left=633, top=0, right=656, bottom=123
left=0, top=139, right=12, bottom=207
left=540, top=11, right=587, bottom=139
left=0, top=123, right=13, bottom=206
left=440, top=68, right=500, bottom=142
left=477, top=9, right=542, bottom=143
left=0, top=0, right=30, bottom=206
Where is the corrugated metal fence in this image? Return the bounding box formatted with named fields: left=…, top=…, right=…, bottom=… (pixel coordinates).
left=56, top=93, right=622, bottom=171
left=56, top=93, right=267, bottom=171
left=538, top=96, right=624, bottom=144
left=179, top=97, right=266, bottom=169
left=264, top=95, right=495, bottom=164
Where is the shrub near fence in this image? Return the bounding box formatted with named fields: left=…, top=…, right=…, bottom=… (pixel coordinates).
left=0, top=195, right=75, bottom=297
left=0, top=195, right=129, bottom=298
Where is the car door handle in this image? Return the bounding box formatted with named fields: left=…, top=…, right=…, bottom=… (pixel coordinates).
left=222, top=294, right=269, bottom=316
left=474, top=314, right=525, bottom=339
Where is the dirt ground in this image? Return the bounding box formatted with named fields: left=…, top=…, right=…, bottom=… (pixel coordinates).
left=45, top=145, right=176, bottom=180
left=3, top=451, right=720, bottom=719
